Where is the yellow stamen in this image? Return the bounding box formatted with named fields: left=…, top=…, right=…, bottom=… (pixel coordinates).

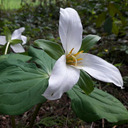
left=77, top=58, right=83, bottom=61
left=74, top=50, right=84, bottom=56
left=66, top=60, right=74, bottom=63
left=71, top=55, right=77, bottom=66
left=66, top=48, right=84, bottom=66
left=69, top=48, right=74, bottom=54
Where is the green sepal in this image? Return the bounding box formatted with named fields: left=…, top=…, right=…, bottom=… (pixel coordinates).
left=34, top=39, right=64, bottom=60
left=67, top=85, right=128, bottom=124
left=80, top=35, right=101, bottom=52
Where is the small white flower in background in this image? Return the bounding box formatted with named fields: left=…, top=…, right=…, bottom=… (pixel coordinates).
left=43, top=8, right=123, bottom=100
left=0, top=27, right=27, bottom=53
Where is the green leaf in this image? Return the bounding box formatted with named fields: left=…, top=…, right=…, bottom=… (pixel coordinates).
left=78, top=70, right=94, bottom=95
left=112, top=22, right=119, bottom=35
left=108, top=3, right=117, bottom=17
left=80, top=35, right=101, bottom=52
left=0, top=53, right=32, bottom=62
left=10, top=39, right=22, bottom=45
left=67, top=86, right=128, bottom=124
left=0, top=49, right=55, bottom=115
left=103, top=17, right=112, bottom=34
left=34, top=39, right=64, bottom=60
left=96, top=12, right=106, bottom=27
left=28, top=46, right=55, bottom=75
left=4, top=27, right=11, bottom=42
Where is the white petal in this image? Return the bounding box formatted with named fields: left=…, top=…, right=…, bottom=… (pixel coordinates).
left=0, top=36, right=6, bottom=45
left=76, top=53, right=123, bottom=88
left=10, top=44, right=25, bottom=53
left=11, top=27, right=25, bottom=40
left=43, top=55, right=80, bottom=100
left=21, top=35, right=27, bottom=45
left=59, top=8, right=83, bottom=54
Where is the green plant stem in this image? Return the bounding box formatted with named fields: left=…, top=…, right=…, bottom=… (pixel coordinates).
left=29, top=103, right=42, bottom=128
left=4, top=41, right=10, bottom=55
left=10, top=115, right=16, bottom=128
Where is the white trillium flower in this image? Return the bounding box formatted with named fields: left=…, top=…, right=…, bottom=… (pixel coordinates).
left=0, top=27, right=27, bottom=53
left=43, top=8, right=123, bottom=100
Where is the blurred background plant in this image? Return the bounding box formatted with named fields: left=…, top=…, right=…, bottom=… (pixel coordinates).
left=0, top=0, right=128, bottom=127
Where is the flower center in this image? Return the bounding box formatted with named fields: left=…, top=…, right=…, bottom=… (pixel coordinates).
left=66, top=48, right=84, bottom=66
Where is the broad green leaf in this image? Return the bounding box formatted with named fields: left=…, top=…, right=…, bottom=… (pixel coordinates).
left=67, top=86, right=128, bottom=124
left=10, top=39, right=22, bottom=45
left=80, top=35, right=101, bottom=52
left=0, top=59, right=48, bottom=115
left=96, top=12, right=106, bottom=27
left=103, top=17, right=112, bottom=34
left=78, top=70, right=94, bottom=95
left=28, top=46, right=55, bottom=75
left=0, top=49, right=55, bottom=115
left=0, top=53, right=32, bottom=62
left=34, top=39, right=64, bottom=60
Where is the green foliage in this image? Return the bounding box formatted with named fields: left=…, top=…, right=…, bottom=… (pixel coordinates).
left=120, top=45, right=128, bottom=54
left=10, top=39, right=23, bottom=45
left=103, top=17, right=113, bottom=34
left=0, top=0, right=127, bottom=38
left=80, top=35, right=101, bottom=52
left=28, top=46, right=55, bottom=74
left=36, top=116, right=61, bottom=127
left=0, top=0, right=39, bottom=10
left=0, top=1, right=128, bottom=126
left=112, top=21, right=119, bottom=35
left=95, top=2, right=127, bottom=35
left=0, top=47, right=56, bottom=115
left=78, top=70, right=94, bottom=95
left=34, top=39, right=64, bottom=60
left=67, top=85, right=128, bottom=124
left=96, top=12, right=106, bottom=27
left=4, top=27, right=11, bottom=42
left=35, top=115, right=80, bottom=127
left=0, top=59, right=47, bottom=115
left=123, top=76, right=128, bottom=87
left=0, top=53, right=32, bottom=62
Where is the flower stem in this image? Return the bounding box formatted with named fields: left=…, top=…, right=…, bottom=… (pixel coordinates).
left=10, top=115, right=16, bottom=128
left=29, top=103, right=42, bottom=128
left=4, top=41, right=10, bottom=55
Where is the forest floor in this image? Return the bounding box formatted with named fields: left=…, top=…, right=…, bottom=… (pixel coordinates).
left=0, top=86, right=128, bottom=128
